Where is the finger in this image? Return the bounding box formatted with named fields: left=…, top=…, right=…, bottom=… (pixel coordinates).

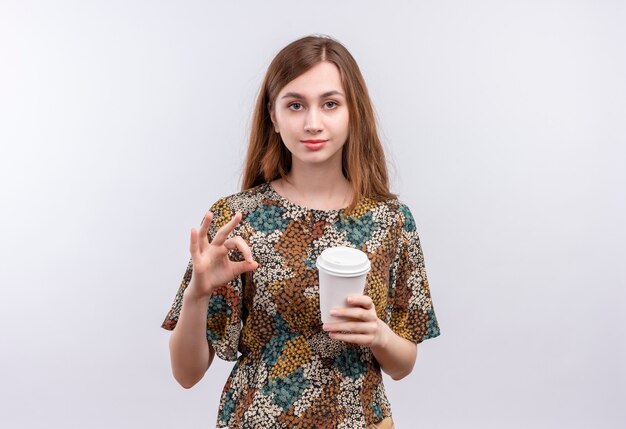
left=189, top=227, right=199, bottom=258
left=212, top=212, right=242, bottom=246
left=345, top=294, right=374, bottom=308
left=323, top=321, right=376, bottom=334
left=198, top=211, right=213, bottom=252
left=224, top=237, right=259, bottom=275
left=330, top=307, right=375, bottom=321
left=224, top=236, right=255, bottom=263
left=230, top=259, right=259, bottom=277
left=327, top=331, right=373, bottom=346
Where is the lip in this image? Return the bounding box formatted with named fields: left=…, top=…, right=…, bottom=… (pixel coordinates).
left=301, top=140, right=327, bottom=150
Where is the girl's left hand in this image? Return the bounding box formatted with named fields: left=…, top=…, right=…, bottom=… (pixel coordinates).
left=322, top=295, right=390, bottom=349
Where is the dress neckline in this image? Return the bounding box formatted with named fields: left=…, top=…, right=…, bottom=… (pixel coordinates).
left=265, top=182, right=347, bottom=215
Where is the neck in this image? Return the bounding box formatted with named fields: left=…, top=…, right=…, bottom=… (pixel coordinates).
left=276, top=159, right=352, bottom=210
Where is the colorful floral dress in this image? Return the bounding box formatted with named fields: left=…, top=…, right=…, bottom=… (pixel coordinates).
left=162, top=182, right=440, bottom=428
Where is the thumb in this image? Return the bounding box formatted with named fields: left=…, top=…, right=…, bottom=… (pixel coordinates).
left=232, top=259, right=259, bottom=276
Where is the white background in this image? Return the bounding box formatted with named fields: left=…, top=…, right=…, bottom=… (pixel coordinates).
left=1, top=1, right=624, bottom=428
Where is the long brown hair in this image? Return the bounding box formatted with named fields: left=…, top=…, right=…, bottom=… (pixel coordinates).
left=241, top=35, right=397, bottom=212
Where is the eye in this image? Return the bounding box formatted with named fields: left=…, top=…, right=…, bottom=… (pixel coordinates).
left=288, top=102, right=303, bottom=111
left=323, top=101, right=338, bottom=109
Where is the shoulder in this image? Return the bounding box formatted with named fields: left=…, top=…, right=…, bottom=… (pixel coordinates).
left=208, top=183, right=271, bottom=222
left=377, top=197, right=416, bottom=233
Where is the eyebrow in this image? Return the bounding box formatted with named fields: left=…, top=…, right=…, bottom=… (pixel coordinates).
left=280, top=90, right=344, bottom=99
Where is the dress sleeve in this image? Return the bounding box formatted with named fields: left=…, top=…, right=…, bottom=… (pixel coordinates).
left=388, top=203, right=441, bottom=344
left=161, top=198, right=243, bottom=361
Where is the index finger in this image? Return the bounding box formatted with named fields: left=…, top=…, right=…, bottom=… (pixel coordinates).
left=211, top=212, right=242, bottom=246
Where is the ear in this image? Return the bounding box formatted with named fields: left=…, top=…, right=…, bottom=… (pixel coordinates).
left=270, top=111, right=280, bottom=133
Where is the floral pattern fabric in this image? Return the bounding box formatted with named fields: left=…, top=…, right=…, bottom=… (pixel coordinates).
left=162, top=182, right=440, bottom=428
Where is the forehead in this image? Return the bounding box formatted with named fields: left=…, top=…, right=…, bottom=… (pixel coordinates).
left=278, top=61, right=344, bottom=97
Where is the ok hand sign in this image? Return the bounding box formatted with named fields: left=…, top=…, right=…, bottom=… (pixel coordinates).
left=185, top=211, right=258, bottom=300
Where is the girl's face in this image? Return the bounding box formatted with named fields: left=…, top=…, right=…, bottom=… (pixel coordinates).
left=271, top=61, right=349, bottom=171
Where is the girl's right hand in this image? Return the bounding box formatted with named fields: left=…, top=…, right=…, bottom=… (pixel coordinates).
left=185, top=211, right=258, bottom=300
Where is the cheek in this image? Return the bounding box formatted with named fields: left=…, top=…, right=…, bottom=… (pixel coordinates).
left=278, top=115, right=299, bottom=132
left=282, top=123, right=300, bottom=139
left=337, top=116, right=350, bottom=136
left=337, top=110, right=350, bottom=129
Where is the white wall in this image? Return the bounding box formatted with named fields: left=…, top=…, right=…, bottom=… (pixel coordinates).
left=1, top=1, right=624, bottom=428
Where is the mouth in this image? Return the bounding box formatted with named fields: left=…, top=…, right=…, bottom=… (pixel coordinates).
left=301, top=139, right=327, bottom=150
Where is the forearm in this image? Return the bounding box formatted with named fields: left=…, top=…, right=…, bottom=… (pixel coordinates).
left=168, top=277, right=214, bottom=388
left=370, top=320, right=417, bottom=380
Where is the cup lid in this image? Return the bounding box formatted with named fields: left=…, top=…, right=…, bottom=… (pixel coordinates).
left=316, top=247, right=371, bottom=276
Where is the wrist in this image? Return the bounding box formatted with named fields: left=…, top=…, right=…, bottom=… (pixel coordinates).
left=372, top=319, right=392, bottom=350
left=183, top=285, right=212, bottom=305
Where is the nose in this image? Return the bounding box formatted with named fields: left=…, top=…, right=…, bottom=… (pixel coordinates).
left=304, top=108, right=323, bottom=134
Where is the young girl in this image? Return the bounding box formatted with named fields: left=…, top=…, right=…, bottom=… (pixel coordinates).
left=162, top=35, right=440, bottom=429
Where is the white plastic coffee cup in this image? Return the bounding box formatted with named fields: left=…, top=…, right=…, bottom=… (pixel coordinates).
left=316, top=247, right=371, bottom=324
